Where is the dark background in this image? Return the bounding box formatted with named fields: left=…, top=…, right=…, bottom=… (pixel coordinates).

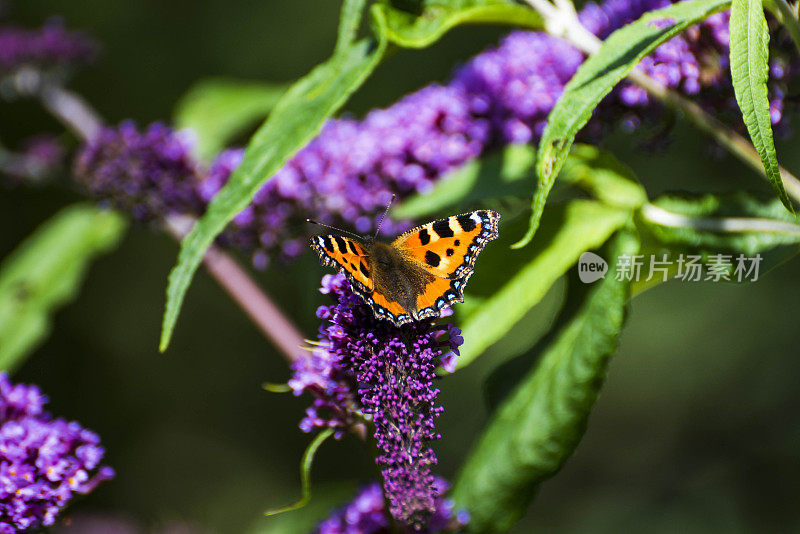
left=2, top=1, right=800, bottom=532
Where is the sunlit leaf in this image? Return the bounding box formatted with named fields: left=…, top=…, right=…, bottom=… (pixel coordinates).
left=371, top=0, right=542, bottom=49
left=452, top=231, right=639, bottom=532
left=262, top=382, right=292, bottom=393
left=730, top=0, right=793, bottom=211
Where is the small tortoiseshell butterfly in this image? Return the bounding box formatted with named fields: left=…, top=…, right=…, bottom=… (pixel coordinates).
left=309, top=210, right=500, bottom=326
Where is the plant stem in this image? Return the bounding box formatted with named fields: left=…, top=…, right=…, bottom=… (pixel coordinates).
left=40, top=82, right=102, bottom=141
left=17, top=70, right=306, bottom=362
left=525, top=0, right=800, bottom=206
left=640, top=202, right=800, bottom=233
left=626, top=69, right=800, bottom=204
left=165, top=217, right=305, bottom=361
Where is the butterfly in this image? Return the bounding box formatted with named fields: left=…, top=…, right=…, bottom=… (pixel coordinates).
left=309, top=210, right=500, bottom=326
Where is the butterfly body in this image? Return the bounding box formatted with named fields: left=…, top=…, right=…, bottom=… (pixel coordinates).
left=310, top=210, right=500, bottom=326
left=366, top=240, right=437, bottom=317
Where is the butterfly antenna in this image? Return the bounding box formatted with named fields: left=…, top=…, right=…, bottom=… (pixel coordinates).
left=306, top=219, right=362, bottom=239
left=374, top=194, right=396, bottom=238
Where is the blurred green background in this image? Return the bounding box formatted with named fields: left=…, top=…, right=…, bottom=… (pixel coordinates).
left=2, top=1, right=800, bottom=532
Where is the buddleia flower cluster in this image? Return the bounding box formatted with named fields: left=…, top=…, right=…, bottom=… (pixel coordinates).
left=71, top=0, right=798, bottom=270
left=74, top=121, right=205, bottom=222
left=0, top=373, right=114, bottom=532
left=314, top=479, right=468, bottom=534
left=0, top=19, right=96, bottom=76
left=288, top=274, right=463, bottom=528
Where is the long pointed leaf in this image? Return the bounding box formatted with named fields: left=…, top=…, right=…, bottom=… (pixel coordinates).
left=515, top=0, right=730, bottom=249
left=160, top=14, right=387, bottom=352
left=452, top=231, right=639, bottom=532
left=730, top=0, right=793, bottom=211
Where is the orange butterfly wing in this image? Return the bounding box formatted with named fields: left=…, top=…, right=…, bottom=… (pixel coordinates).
left=392, top=210, right=500, bottom=279
left=309, top=235, right=373, bottom=293
left=310, top=235, right=412, bottom=324
left=393, top=210, right=500, bottom=320
left=368, top=291, right=412, bottom=322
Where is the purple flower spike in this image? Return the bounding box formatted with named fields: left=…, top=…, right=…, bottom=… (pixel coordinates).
left=74, top=121, right=204, bottom=222
left=0, top=19, right=96, bottom=75
left=0, top=373, right=113, bottom=532
left=290, top=275, right=464, bottom=528
left=315, top=478, right=467, bottom=534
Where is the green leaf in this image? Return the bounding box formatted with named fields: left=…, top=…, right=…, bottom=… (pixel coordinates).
left=160, top=12, right=387, bottom=352
left=392, top=144, right=536, bottom=220
left=264, top=428, right=335, bottom=516
left=641, top=192, right=800, bottom=254
left=337, top=0, right=368, bottom=53
left=559, top=144, right=647, bottom=210
left=175, top=78, right=289, bottom=161
left=0, top=205, right=127, bottom=371
left=730, top=0, right=793, bottom=212
left=456, top=200, right=631, bottom=369
left=515, top=0, right=731, bottom=249
left=262, top=382, right=292, bottom=393
left=452, top=231, right=639, bottom=532
left=371, top=0, right=543, bottom=48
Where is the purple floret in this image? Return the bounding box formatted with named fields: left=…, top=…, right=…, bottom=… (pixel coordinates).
left=0, top=373, right=113, bottom=532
